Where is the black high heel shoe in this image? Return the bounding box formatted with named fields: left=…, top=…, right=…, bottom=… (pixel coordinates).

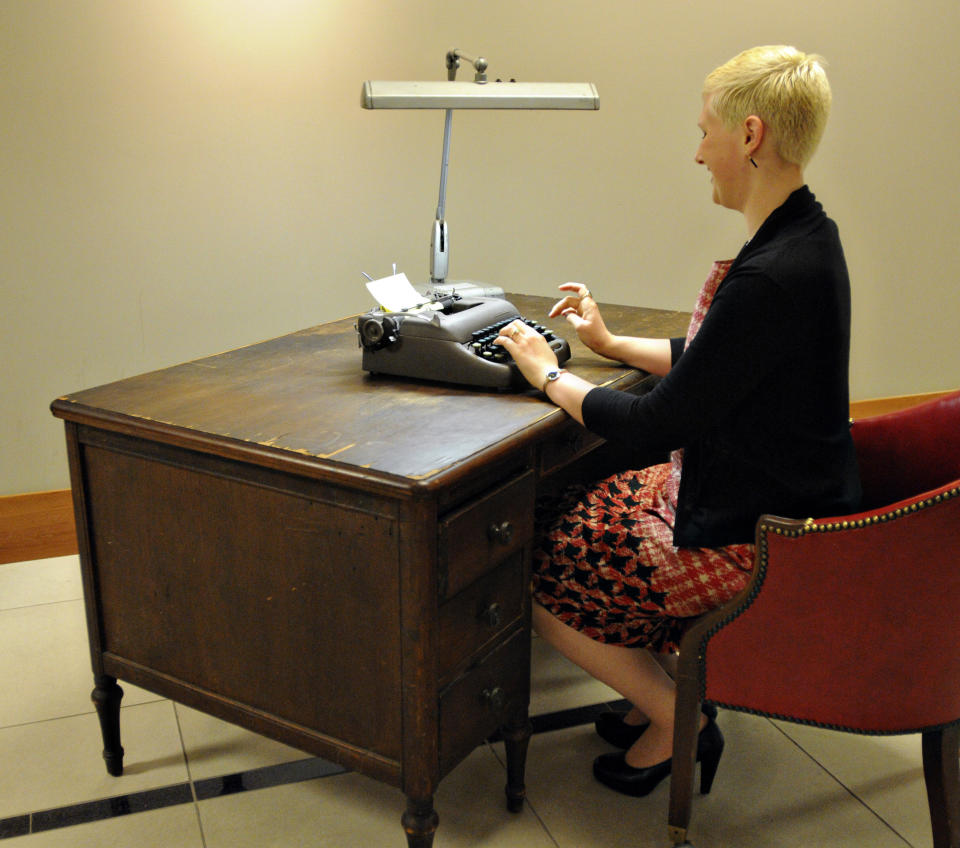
left=594, top=702, right=718, bottom=749
left=592, top=717, right=724, bottom=798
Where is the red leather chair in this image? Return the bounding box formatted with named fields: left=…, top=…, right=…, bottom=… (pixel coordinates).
left=669, top=389, right=960, bottom=847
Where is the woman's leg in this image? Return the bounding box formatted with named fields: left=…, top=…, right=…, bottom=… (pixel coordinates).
left=533, top=602, right=680, bottom=766
left=620, top=651, right=678, bottom=726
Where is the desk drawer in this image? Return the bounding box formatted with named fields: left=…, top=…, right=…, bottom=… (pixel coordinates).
left=538, top=420, right=604, bottom=478
left=437, top=554, right=525, bottom=687
left=438, top=471, right=535, bottom=600
left=438, top=628, right=529, bottom=775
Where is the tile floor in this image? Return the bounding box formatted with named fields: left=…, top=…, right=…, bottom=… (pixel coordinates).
left=0, top=555, right=937, bottom=847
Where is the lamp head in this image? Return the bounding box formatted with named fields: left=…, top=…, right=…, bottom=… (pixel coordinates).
left=361, top=80, right=599, bottom=110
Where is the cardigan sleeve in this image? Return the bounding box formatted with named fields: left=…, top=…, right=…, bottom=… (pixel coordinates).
left=581, top=272, right=797, bottom=453
left=670, top=336, right=685, bottom=366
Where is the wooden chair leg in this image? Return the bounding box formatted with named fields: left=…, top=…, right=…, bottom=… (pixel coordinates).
left=668, top=669, right=703, bottom=846
left=922, top=725, right=960, bottom=848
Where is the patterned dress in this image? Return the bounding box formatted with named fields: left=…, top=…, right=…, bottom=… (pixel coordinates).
left=532, top=261, right=755, bottom=653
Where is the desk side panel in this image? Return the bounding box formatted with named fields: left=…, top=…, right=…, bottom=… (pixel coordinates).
left=76, top=431, right=404, bottom=765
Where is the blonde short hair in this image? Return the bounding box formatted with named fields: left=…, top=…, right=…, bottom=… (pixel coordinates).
left=704, top=46, right=832, bottom=168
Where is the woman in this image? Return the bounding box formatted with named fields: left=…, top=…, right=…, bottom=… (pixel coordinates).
left=495, top=45, right=861, bottom=797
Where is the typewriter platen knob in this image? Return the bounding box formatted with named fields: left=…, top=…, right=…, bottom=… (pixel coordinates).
left=357, top=313, right=400, bottom=351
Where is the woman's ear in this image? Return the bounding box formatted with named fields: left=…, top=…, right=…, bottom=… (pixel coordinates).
left=743, top=115, right=765, bottom=157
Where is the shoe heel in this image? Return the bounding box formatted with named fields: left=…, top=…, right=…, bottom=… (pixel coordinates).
left=697, top=721, right=724, bottom=795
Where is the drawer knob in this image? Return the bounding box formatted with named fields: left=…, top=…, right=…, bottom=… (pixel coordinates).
left=480, top=602, right=503, bottom=628
left=487, top=520, right=514, bottom=545
left=481, top=686, right=506, bottom=713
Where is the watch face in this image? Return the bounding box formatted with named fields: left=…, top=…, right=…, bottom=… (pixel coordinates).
left=546, top=369, right=560, bottom=381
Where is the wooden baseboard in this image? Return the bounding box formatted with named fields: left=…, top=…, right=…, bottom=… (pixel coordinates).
left=848, top=390, right=955, bottom=420
left=3, top=389, right=954, bottom=565
left=0, top=489, right=77, bottom=565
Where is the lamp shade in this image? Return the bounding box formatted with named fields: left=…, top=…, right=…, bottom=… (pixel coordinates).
left=361, top=80, right=599, bottom=110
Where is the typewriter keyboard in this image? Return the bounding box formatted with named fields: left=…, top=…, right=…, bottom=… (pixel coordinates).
left=468, top=317, right=560, bottom=363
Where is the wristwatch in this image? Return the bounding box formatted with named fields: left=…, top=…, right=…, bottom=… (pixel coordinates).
left=540, top=367, right=567, bottom=393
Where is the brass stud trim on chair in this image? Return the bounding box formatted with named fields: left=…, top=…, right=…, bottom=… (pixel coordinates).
left=789, top=484, right=960, bottom=537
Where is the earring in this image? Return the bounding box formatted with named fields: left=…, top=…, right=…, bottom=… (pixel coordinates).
left=749, top=157, right=759, bottom=168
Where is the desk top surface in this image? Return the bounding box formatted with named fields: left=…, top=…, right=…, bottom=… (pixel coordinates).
left=52, top=295, right=690, bottom=485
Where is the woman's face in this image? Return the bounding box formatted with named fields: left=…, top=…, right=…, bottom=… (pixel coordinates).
left=695, top=95, right=749, bottom=212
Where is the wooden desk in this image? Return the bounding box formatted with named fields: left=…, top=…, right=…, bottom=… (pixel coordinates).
left=50, top=294, right=689, bottom=846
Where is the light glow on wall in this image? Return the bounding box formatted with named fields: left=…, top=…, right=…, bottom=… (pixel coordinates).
left=179, top=0, right=338, bottom=60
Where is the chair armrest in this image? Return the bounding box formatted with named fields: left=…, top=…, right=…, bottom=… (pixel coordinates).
left=687, top=478, right=960, bottom=733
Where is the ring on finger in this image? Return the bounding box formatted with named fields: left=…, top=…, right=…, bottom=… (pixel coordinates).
left=510, top=327, right=520, bottom=340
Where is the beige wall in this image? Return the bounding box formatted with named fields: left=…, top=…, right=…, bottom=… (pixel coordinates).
left=2, top=0, right=958, bottom=495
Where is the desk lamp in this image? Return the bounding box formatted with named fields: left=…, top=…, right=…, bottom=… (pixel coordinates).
left=362, top=49, right=599, bottom=293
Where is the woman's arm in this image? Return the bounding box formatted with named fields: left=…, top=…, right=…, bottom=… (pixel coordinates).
left=598, top=336, right=674, bottom=377
left=495, top=282, right=679, bottom=421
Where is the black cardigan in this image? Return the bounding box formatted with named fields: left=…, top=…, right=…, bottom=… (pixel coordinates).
left=582, top=187, right=861, bottom=548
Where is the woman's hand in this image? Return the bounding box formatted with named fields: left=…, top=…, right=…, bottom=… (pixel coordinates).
left=495, top=316, right=592, bottom=423
left=494, top=320, right=559, bottom=392
left=549, top=283, right=614, bottom=357
left=548, top=283, right=673, bottom=375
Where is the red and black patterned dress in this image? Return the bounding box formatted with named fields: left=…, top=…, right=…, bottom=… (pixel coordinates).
left=532, top=261, right=755, bottom=653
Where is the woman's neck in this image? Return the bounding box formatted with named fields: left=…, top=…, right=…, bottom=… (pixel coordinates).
left=743, top=165, right=805, bottom=239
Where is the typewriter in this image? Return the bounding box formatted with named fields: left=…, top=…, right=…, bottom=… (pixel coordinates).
left=356, top=293, right=570, bottom=389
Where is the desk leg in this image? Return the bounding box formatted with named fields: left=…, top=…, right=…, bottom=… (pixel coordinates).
left=502, top=715, right=532, bottom=812
left=401, top=796, right=439, bottom=847
left=91, top=674, right=124, bottom=776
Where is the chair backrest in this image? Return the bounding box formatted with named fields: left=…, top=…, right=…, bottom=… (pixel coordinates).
left=694, top=389, right=960, bottom=732
left=852, top=390, right=960, bottom=510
